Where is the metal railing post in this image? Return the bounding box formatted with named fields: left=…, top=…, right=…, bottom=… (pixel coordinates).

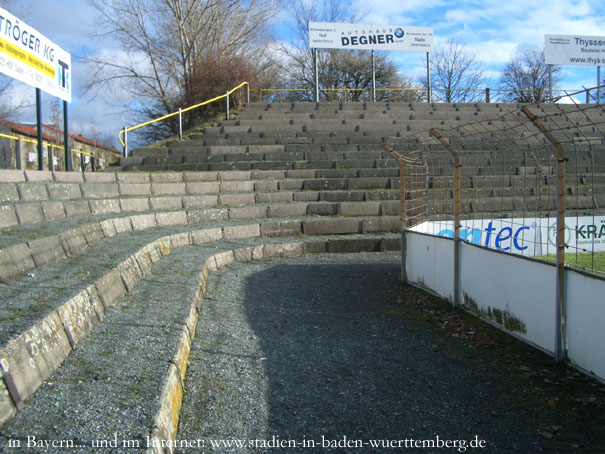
left=485, top=87, right=490, bottom=103
left=123, top=127, right=128, bottom=157
left=245, top=83, right=250, bottom=104
left=226, top=91, right=230, bottom=120
left=431, top=128, right=461, bottom=308
left=178, top=108, right=183, bottom=141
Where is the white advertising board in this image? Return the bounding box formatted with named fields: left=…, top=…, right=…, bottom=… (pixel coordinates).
left=410, top=216, right=605, bottom=257
left=545, top=34, right=605, bottom=66
left=0, top=7, right=71, bottom=102
left=309, top=22, right=433, bottom=52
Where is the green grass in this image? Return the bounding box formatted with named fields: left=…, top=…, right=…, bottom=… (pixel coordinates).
left=537, top=251, right=605, bottom=275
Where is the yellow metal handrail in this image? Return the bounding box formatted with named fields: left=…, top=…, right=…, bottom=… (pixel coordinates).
left=118, top=81, right=249, bottom=149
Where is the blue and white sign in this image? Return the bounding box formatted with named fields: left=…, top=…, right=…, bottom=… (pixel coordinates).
left=411, top=216, right=605, bottom=257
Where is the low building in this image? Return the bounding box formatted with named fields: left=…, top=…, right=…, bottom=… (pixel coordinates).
left=0, top=120, right=121, bottom=171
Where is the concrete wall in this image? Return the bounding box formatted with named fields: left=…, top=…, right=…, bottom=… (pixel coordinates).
left=405, top=230, right=605, bottom=382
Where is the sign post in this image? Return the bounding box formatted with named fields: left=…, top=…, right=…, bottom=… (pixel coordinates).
left=0, top=7, right=72, bottom=169
left=309, top=22, right=433, bottom=103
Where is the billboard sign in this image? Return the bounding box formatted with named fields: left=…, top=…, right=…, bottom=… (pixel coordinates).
left=309, top=22, right=433, bottom=52
left=545, top=34, right=605, bottom=66
left=0, top=7, right=71, bottom=102
left=411, top=216, right=605, bottom=257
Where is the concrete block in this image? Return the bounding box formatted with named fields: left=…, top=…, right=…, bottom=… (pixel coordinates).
left=120, top=198, right=150, bottom=212
left=100, top=219, right=117, bottom=238
left=278, top=180, right=304, bottom=190
left=381, top=237, right=401, bottom=251
left=348, top=177, right=391, bottom=190
left=267, top=204, right=308, bottom=218
left=119, top=183, right=152, bottom=196
left=144, top=241, right=163, bottom=264
left=213, top=250, right=235, bottom=269
left=59, top=229, right=88, bottom=255
left=307, top=203, right=338, bottom=216
left=217, top=170, right=251, bottom=180
left=304, top=240, right=328, bottom=254
left=287, top=170, right=317, bottom=179
left=15, top=203, right=44, bottom=225
left=134, top=249, right=153, bottom=275
left=363, top=216, right=400, bottom=233
left=210, top=146, right=247, bottom=155
left=117, top=256, right=143, bottom=292
left=0, top=312, right=71, bottom=407
left=149, top=196, right=183, bottom=210
left=251, top=170, right=286, bottom=180
left=81, top=224, right=105, bottom=245
left=171, top=232, right=191, bottom=248
left=255, top=192, right=292, bottom=204
left=57, top=287, right=103, bottom=348
left=80, top=183, right=119, bottom=198
left=186, top=182, right=220, bottom=194
left=116, top=173, right=150, bottom=183
left=254, top=181, right=279, bottom=192
left=53, top=171, right=83, bottom=183
left=187, top=208, right=229, bottom=224
left=112, top=217, right=133, bottom=234
left=182, top=195, right=218, bottom=208
left=89, top=199, right=121, bottom=215
left=41, top=201, right=66, bottom=220
left=46, top=183, right=83, bottom=200
left=339, top=201, right=382, bottom=216
left=219, top=193, right=255, bottom=206
left=0, top=380, right=16, bottom=426
left=264, top=242, right=304, bottom=258
left=63, top=200, right=91, bottom=218
left=95, top=269, right=127, bottom=308
left=24, top=170, right=53, bottom=182
left=155, top=237, right=173, bottom=257
left=151, top=182, right=186, bottom=196
left=220, top=181, right=255, bottom=192
left=328, top=238, right=381, bottom=253
left=0, top=244, right=35, bottom=283
left=223, top=224, right=260, bottom=239
left=130, top=213, right=157, bottom=230
left=302, top=218, right=361, bottom=235
left=82, top=172, right=117, bottom=183
left=0, top=205, right=18, bottom=229
left=150, top=173, right=184, bottom=183
left=229, top=205, right=267, bottom=220
left=190, top=227, right=223, bottom=244
left=304, top=179, right=347, bottom=191
left=183, top=172, right=218, bottom=182
left=0, top=169, right=25, bottom=182
left=17, top=183, right=49, bottom=201
left=260, top=220, right=303, bottom=237
left=156, top=211, right=188, bottom=226
left=293, top=192, right=320, bottom=202
left=0, top=183, right=19, bottom=202
left=380, top=201, right=401, bottom=215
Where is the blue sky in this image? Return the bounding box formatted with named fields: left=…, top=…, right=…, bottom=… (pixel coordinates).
left=1, top=0, right=604, bottom=148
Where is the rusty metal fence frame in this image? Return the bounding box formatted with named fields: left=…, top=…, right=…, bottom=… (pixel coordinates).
left=382, top=91, right=605, bottom=363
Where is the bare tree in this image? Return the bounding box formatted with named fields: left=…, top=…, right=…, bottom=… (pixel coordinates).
left=499, top=44, right=560, bottom=103
left=86, top=0, right=279, bottom=141
left=427, top=36, right=486, bottom=103
left=278, top=0, right=417, bottom=103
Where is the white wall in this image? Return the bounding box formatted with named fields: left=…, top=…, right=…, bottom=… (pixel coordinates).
left=566, top=270, right=605, bottom=380
left=406, top=232, right=455, bottom=302
left=460, top=243, right=557, bottom=354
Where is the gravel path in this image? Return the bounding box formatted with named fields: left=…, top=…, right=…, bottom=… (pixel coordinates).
left=178, top=253, right=552, bottom=453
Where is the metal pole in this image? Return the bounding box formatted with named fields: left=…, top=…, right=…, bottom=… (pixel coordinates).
left=548, top=65, right=553, bottom=102
left=371, top=50, right=376, bottom=103
left=178, top=108, right=183, bottom=140
left=63, top=100, right=70, bottom=171
left=598, top=66, right=601, bottom=105
left=16, top=137, right=22, bottom=170
left=123, top=127, right=128, bottom=157
left=314, top=48, right=319, bottom=103
left=485, top=88, right=490, bottom=103
left=426, top=52, right=432, bottom=103
left=81, top=151, right=85, bottom=172
left=226, top=91, right=230, bottom=120
left=36, top=88, right=43, bottom=170
left=48, top=143, right=53, bottom=171
left=245, top=83, right=250, bottom=104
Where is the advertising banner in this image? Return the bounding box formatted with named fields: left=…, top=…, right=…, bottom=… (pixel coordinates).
left=309, top=22, right=433, bottom=52
left=545, top=34, right=605, bottom=66
left=0, top=7, right=71, bottom=102
left=410, top=216, right=605, bottom=258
